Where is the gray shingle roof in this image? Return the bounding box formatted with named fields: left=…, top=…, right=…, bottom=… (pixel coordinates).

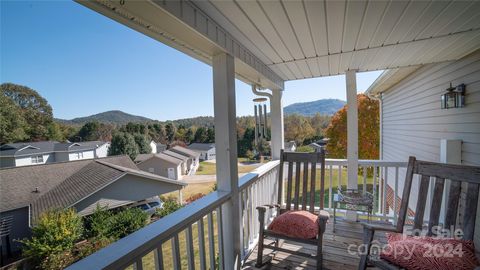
left=135, top=153, right=183, bottom=165
left=170, top=146, right=201, bottom=158
left=188, top=143, right=215, bottom=151
left=163, top=150, right=189, bottom=161
left=0, top=155, right=185, bottom=220
left=0, top=141, right=108, bottom=157
left=134, top=154, right=155, bottom=163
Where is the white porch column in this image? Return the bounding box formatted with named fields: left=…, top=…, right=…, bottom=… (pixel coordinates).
left=212, top=53, right=241, bottom=269
left=346, top=70, right=358, bottom=190
left=270, top=89, right=284, bottom=160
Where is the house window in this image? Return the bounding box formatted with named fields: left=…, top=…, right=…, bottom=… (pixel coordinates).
left=31, top=155, right=44, bottom=164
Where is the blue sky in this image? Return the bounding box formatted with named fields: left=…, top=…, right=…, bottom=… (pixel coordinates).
left=1, top=1, right=382, bottom=121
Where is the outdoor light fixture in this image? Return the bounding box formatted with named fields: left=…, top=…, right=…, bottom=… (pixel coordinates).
left=441, top=83, right=466, bottom=109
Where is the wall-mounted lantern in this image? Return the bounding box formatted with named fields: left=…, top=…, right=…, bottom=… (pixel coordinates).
left=441, top=83, right=465, bottom=109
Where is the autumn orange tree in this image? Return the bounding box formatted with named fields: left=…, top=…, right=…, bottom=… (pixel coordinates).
left=325, top=94, right=379, bottom=159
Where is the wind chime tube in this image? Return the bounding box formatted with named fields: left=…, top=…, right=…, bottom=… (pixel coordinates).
left=258, top=104, right=264, bottom=139
left=254, top=104, right=258, bottom=145
left=263, top=103, right=268, bottom=139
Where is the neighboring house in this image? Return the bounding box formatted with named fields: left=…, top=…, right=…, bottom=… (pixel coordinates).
left=284, top=141, right=296, bottom=152
left=187, top=143, right=216, bottom=161
left=0, top=155, right=186, bottom=252
left=169, top=146, right=201, bottom=173
left=366, top=49, right=480, bottom=245
left=163, top=150, right=189, bottom=174
left=0, top=141, right=110, bottom=168
left=135, top=153, right=184, bottom=180
left=150, top=140, right=167, bottom=154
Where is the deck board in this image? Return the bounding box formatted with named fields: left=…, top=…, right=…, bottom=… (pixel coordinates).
left=243, top=218, right=389, bottom=270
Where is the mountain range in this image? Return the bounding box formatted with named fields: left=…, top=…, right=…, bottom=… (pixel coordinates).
left=56, top=99, right=345, bottom=126
left=284, top=99, right=346, bottom=116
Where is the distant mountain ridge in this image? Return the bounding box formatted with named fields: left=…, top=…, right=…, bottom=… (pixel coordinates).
left=56, top=110, right=215, bottom=127
left=56, top=110, right=154, bottom=125
left=284, top=99, right=346, bottom=116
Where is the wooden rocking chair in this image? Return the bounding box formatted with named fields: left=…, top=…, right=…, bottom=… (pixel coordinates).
left=256, top=149, right=329, bottom=270
left=359, top=156, right=480, bottom=270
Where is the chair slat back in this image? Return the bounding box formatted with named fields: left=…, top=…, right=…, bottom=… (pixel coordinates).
left=397, top=157, right=480, bottom=240
left=277, top=149, right=326, bottom=213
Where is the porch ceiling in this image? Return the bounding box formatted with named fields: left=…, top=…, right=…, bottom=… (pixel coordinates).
left=79, top=0, right=480, bottom=87
left=197, top=0, right=480, bottom=80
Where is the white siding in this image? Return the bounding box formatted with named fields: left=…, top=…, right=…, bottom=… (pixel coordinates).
left=381, top=49, right=480, bottom=248
left=95, top=143, right=110, bottom=158
left=15, top=153, right=53, bottom=167
left=68, top=150, right=94, bottom=161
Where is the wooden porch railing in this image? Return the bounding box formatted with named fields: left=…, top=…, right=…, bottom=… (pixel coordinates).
left=67, top=159, right=407, bottom=270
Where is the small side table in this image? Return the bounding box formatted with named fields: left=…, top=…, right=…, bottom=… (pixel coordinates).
left=333, top=189, right=374, bottom=232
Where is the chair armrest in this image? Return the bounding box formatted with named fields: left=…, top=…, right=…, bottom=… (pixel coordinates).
left=362, top=223, right=400, bottom=233
left=317, top=210, right=330, bottom=221
left=256, top=204, right=281, bottom=212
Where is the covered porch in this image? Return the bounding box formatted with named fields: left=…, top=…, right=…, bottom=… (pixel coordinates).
left=68, top=0, right=480, bottom=269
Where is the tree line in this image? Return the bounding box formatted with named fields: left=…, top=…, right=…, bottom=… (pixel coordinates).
left=1, top=83, right=380, bottom=160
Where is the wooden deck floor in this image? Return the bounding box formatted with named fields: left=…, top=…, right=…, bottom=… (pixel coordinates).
left=243, top=218, right=388, bottom=270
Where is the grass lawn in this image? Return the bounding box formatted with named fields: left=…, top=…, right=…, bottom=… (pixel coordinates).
left=196, top=160, right=259, bottom=175
left=290, top=168, right=381, bottom=211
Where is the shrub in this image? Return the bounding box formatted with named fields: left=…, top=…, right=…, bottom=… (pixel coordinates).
left=108, top=208, right=148, bottom=239
left=296, top=145, right=315, bottom=153
left=21, top=208, right=83, bottom=266
left=185, top=193, right=205, bottom=204
left=156, top=198, right=182, bottom=218
left=84, top=205, right=114, bottom=239
left=40, top=238, right=113, bottom=270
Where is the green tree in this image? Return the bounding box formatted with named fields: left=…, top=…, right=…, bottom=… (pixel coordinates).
left=0, top=93, right=28, bottom=144
left=325, top=94, right=379, bottom=159
left=108, top=132, right=139, bottom=160
left=1, top=83, right=53, bottom=141
left=77, top=121, right=100, bottom=141
left=165, top=123, right=176, bottom=143
left=133, top=133, right=152, bottom=154
left=194, top=127, right=208, bottom=143
left=47, top=122, right=64, bottom=141
left=206, top=127, right=215, bottom=143
left=238, top=127, right=255, bottom=157
left=255, top=138, right=271, bottom=157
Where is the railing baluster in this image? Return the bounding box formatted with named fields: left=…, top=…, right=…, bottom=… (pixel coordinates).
left=197, top=219, right=207, bottom=270
left=373, top=166, right=377, bottom=213
left=216, top=207, right=224, bottom=270
left=186, top=225, right=195, bottom=270
left=393, top=166, right=399, bottom=224
left=383, top=167, right=388, bottom=220
left=248, top=185, right=254, bottom=246
left=207, top=213, right=215, bottom=270
left=363, top=166, right=367, bottom=193
left=328, top=165, right=333, bottom=209
left=239, top=190, right=245, bottom=259
left=154, top=246, right=164, bottom=270
left=378, top=166, right=383, bottom=215
left=172, top=235, right=181, bottom=270
left=338, top=165, right=342, bottom=192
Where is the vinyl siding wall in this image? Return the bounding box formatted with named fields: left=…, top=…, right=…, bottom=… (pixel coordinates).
left=381, top=50, right=480, bottom=248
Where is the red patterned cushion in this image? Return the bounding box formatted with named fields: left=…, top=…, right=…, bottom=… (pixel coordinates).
left=267, top=210, right=318, bottom=239
left=380, top=233, right=480, bottom=270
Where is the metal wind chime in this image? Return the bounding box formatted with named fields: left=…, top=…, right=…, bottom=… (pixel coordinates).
left=253, top=97, right=268, bottom=146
